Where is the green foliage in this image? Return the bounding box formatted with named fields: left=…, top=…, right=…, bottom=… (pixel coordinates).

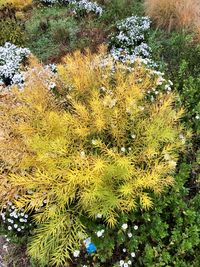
left=72, top=163, right=200, bottom=267
left=100, top=0, right=144, bottom=23
left=25, top=6, right=79, bottom=62
left=149, top=31, right=200, bottom=133
left=0, top=5, right=26, bottom=46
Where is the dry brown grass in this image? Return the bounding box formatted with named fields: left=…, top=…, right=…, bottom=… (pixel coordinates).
left=144, top=0, right=200, bottom=36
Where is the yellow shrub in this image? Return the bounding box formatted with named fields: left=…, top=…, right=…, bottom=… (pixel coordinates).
left=144, top=0, right=200, bottom=34
left=0, top=0, right=32, bottom=9
left=0, top=48, right=188, bottom=265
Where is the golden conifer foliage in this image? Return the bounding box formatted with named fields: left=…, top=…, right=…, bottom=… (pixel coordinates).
left=0, top=0, right=32, bottom=9
left=0, top=48, right=188, bottom=265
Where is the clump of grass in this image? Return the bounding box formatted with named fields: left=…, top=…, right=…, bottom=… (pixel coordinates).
left=100, top=0, right=144, bottom=23
left=144, top=0, right=200, bottom=35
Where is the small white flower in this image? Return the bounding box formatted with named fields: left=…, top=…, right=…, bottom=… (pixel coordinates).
left=96, top=213, right=102, bottom=218
left=96, top=229, right=104, bottom=237
left=14, top=224, right=18, bottom=229
left=8, top=226, right=12, bottom=230
left=138, top=106, right=144, bottom=111
left=17, top=228, right=21, bottom=232
left=127, top=232, right=132, bottom=238
left=49, top=82, right=56, bottom=89
left=195, top=115, right=199, bottom=120
left=73, top=250, right=80, bottom=258
left=179, top=134, right=184, bottom=139
left=128, top=260, right=132, bottom=265
left=80, top=151, right=86, bottom=158
left=131, top=134, right=136, bottom=139
left=92, top=139, right=97, bottom=145
left=121, top=147, right=126, bottom=152
left=124, top=263, right=128, bottom=267
left=123, top=248, right=126, bottom=252
left=164, top=153, right=171, bottom=160
left=83, top=237, right=91, bottom=247
left=168, top=80, right=173, bottom=86
left=24, top=214, right=28, bottom=218
left=119, top=260, right=124, bottom=266
left=131, top=252, right=136, bottom=257
left=134, top=225, right=138, bottom=230
left=128, top=147, right=132, bottom=151
left=122, top=223, right=128, bottom=230
left=169, top=160, right=177, bottom=168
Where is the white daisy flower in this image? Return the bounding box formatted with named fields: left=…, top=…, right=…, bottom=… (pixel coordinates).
left=119, top=260, right=124, bottom=266
left=127, top=232, right=132, bottom=238
left=73, top=250, right=80, bottom=258
left=121, top=147, right=126, bottom=152
left=122, top=223, right=128, bottom=230
left=96, top=229, right=104, bottom=237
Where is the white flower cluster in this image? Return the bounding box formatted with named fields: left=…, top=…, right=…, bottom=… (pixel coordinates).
left=119, top=251, right=136, bottom=266
left=40, top=0, right=58, bottom=4
left=73, top=0, right=103, bottom=16
left=1, top=202, right=31, bottom=233
left=39, top=0, right=102, bottom=16
left=119, top=259, right=132, bottom=267
left=109, top=16, right=154, bottom=66
left=40, top=0, right=76, bottom=4
left=143, top=69, right=174, bottom=102
left=0, top=42, right=30, bottom=86
left=45, top=63, right=57, bottom=73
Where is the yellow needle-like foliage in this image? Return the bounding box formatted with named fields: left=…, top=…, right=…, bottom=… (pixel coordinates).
left=0, top=0, right=32, bottom=9
left=0, top=48, right=188, bottom=265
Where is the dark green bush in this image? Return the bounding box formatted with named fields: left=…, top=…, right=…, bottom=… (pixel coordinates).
left=149, top=31, right=200, bottom=133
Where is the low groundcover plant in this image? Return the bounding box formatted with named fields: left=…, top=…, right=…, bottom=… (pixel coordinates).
left=0, top=47, right=189, bottom=266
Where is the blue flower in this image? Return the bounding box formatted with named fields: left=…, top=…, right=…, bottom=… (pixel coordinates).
left=86, top=242, right=97, bottom=254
